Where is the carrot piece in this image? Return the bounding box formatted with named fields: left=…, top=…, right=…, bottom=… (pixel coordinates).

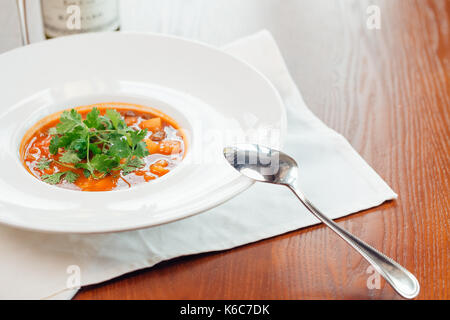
left=79, top=176, right=116, bottom=192
left=149, top=164, right=169, bottom=176
left=144, top=174, right=156, bottom=181
left=140, top=117, right=161, bottom=132
left=29, top=147, right=39, bottom=154
left=125, top=116, right=138, bottom=126
left=144, top=139, right=160, bottom=154
left=43, top=168, right=54, bottom=175
left=159, top=140, right=181, bottom=155
left=154, top=159, right=169, bottom=167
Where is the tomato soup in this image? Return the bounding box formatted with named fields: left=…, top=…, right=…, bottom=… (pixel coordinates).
left=20, top=103, right=186, bottom=191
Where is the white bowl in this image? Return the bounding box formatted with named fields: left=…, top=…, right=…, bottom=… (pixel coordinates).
left=0, top=32, right=286, bottom=233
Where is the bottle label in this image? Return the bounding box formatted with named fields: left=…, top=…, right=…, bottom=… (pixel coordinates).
left=41, top=0, right=119, bottom=37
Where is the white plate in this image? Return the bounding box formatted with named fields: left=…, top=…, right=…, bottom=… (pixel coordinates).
left=0, top=32, right=286, bottom=233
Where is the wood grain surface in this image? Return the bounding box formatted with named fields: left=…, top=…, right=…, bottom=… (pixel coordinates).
left=44, top=0, right=448, bottom=299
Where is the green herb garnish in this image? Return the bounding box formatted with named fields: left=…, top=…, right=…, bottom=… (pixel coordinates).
left=36, top=157, right=52, bottom=170
left=42, top=171, right=79, bottom=185
left=59, top=151, right=81, bottom=164
left=63, top=171, right=79, bottom=183
left=37, top=107, right=148, bottom=185
left=122, top=157, right=145, bottom=176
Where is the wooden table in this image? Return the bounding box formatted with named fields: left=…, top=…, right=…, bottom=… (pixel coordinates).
left=1, top=0, right=448, bottom=300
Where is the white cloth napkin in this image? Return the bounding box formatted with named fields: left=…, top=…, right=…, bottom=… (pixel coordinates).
left=0, top=30, right=396, bottom=300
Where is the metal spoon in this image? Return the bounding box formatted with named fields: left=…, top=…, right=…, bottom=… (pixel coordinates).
left=223, top=143, right=420, bottom=299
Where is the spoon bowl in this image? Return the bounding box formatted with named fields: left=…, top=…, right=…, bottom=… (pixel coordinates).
left=224, top=144, right=298, bottom=185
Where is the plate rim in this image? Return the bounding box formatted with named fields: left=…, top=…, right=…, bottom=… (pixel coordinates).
left=0, top=32, right=286, bottom=233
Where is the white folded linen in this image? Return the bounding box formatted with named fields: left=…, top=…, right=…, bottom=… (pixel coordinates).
left=0, top=30, right=396, bottom=299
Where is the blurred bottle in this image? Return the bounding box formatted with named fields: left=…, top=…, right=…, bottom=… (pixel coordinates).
left=41, top=0, right=120, bottom=38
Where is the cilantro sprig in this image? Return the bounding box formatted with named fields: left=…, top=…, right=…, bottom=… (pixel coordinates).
left=36, top=157, right=52, bottom=170
left=42, top=171, right=79, bottom=185
left=37, top=107, right=149, bottom=185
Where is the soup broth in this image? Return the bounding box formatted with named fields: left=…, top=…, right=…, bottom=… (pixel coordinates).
left=20, top=103, right=186, bottom=191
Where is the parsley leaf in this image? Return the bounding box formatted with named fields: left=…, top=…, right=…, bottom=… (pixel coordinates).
left=89, top=143, right=102, bottom=155
left=98, top=115, right=113, bottom=130
left=36, top=157, right=52, bottom=170
left=49, top=136, right=60, bottom=154
left=68, top=138, right=88, bottom=159
left=132, top=141, right=149, bottom=158
left=83, top=107, right=100, bottom=129
left=41, top=172, right=65, bottom=184
left=42, top=171, right=80, bottom=185
left=105, top=109, right=125, bottom=129
left=83, top=169, right=91, bottom=178
left=56, top=109, right=83, bottom=134
left=75, top=162, right=94, bottom=174
left=129, top=129, right=148, bottom=146
left=108, top=136, right=131, bottom=158
left=90, top=154, right=120, bottom=173
left=63, top=171, right=79, bottom=183
left=122, top=157, right=145, bottom=175
left=58, top=132, right=83, bottom=149
left=59, top=151, right=81, bottom=164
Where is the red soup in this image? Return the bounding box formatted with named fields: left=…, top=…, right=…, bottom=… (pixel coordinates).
left=20, top=102, right=186, bottom=191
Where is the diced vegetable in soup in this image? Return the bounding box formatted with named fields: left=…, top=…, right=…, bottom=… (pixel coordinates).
left=20, top=103, right=186, bottom=191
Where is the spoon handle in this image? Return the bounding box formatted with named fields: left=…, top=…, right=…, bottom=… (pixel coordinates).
left=288, top=184, right=420, bottom=299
